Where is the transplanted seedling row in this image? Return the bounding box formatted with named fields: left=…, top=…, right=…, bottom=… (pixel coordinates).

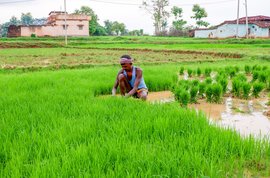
left=173, top=65, right=270, bottom=107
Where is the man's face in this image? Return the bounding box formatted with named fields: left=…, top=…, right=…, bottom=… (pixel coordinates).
left=121, top=63, right=132, bottom=70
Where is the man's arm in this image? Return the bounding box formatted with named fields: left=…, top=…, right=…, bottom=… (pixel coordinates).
left=112, top=69, right=123, bottom=95
left=126, top=68, right=142, bottom=96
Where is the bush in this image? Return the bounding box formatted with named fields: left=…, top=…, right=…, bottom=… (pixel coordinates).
left=242, top=82, right=251, bottom=99
left=212, top=84, right=223, bottom=103
left=252, top=82, right=264, bottom=98
left=31, top=33, right=36, bottom=38
left=190, top=86, right=199, bottom=103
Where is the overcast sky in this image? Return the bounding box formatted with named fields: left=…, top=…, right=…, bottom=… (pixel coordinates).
left=0, top=0, right=269, bottom=34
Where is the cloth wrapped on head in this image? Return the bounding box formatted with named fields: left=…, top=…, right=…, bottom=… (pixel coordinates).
left=120, top=57, right=133, bottom=64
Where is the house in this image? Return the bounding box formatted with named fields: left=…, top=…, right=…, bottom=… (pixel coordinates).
left=8, top=11, right=91, bottom=37
left=194, top=15, right=270, bottom=38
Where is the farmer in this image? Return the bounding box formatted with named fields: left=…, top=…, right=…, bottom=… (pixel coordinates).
left=112, top=55, right=148, bottom=100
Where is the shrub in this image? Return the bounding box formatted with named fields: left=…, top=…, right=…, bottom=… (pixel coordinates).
left=212, top=83, right=223, bottom=103
left=31, top=33, right=36, bottom=38
left=242, top=82, right=251, bottom=99
left=179, top=67, right=184, bottom=75
left=198, top=82, right=206, bottom=98
left=252, top=82, right=264, bottom=98
left=244, top=65, right=251, bottom=74
left=197, top=67, right=202, bottom=76
left=190, top=86, right=199, bottom=103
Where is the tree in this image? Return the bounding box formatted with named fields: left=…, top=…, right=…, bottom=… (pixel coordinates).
left=0, top=16, right=21, bottom=37
left=191, top=4, right=209, bottom=28
left=21, top=12, right=34, bottom=25
left=141, top=0, right=170, bottom=35
left=111, top=21, right=127, bottom=36
left=104, top=20, right=113, bottom=35
left=74, top=6, right=99, bottom=35
left=171, top=6, right=187, bottom=30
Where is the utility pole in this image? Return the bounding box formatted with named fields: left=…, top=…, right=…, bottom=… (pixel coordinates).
left=245, top=0, right=248, bottom=39
left=64, top=0, right=67, bottom=45
left=236, top=0, right=240, bottom=38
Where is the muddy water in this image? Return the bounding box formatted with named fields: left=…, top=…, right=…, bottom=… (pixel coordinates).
left=148, top=91, right=270, bottom=139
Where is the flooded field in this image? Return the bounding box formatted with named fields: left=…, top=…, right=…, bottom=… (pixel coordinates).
left=148, top=91, right=270, bottom=139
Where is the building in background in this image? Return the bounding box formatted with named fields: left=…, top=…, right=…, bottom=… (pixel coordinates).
left=8, top=11, right=90, bottom=37
left=194, top=16, right=270, bottom=38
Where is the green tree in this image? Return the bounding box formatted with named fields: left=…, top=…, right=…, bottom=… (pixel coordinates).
left=74, top=6, right=99, bottom=35
left=141, top=0, right=170, bottom=35
left=104, top=20, right=113, bottom=35
left=191, top=4, right=209, bottom=28
left=171, top=6, right=186, bottom=30
left=0, top=16, right=21, bottom=37
left=112, top=21, right=127, bottom=36
left=21, top=12, right=34, bottom=25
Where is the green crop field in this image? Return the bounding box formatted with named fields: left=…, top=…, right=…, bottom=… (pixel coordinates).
left=0, top=36, right=270, bottom=177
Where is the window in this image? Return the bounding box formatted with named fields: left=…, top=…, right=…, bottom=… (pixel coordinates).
left=62, top=25, right=68, bottom=30
left=78, top=25, right=83, bottom=30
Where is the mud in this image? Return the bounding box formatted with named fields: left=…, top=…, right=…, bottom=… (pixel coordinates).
left=147, top=91, right=174, bottom=103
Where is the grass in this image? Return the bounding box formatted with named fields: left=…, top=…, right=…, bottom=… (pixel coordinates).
left=1, top=37, right=270, bottom=177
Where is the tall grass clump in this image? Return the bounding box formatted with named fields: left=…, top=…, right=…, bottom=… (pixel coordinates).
left=205, top=85, right=213, bottom=103
left=192, top=79, right=200, bottom=87
left=229, top=68, right=236, bottom=79
left=174, top=87, right=190, bottom=107
left=244, top=65, right=251, bottom=75
left=258, top=72, right=267, bottom=83
left=198, top=82, right=206, bottom=98
left=197, top=67, right=202, bottom=76
left=232, top=78, right=242, bottom=97
left=218, top=77, right=228, bottom=93
left=212, top=83, right=223, bottom=103
left=190, top=86, right=199, bottom=103
left=242, top=82, right=251, bottom=99
left=187, top=68, right=193, bottom=77
left=252, top=71, right=259, bottom=82
left=205, top=77, right=212, bottom=85
left=204, top=68, right=212, bottom=77
left=179, top=66, right=184, bottom=75
left=252, top=82, right=264, bottom=98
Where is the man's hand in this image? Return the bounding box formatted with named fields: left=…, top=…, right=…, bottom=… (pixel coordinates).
left=112, top=88, right=117, bottom=96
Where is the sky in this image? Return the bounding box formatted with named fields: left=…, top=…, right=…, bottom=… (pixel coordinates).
left=0, top=0, right=269, bottom=34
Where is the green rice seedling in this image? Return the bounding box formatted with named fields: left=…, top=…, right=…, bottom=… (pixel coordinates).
left=232, top=78, right=242, bottom=97
left=212, top=83, right=223, bottom=103
left=198, top=82, right=206, bottom=98
left=229, top=68, right=236, bottom=78
left=187, top=68, right=193, bottom=77
left=205, top=85, right=213, bottom=103
left=190, top=86, right=199, bottom=103
left=179, top=66, right=184, bottom=75
left=177, top=80, right=191, bottom=91
left=258, top=72, right=267, bottom=83
left=252, top=71, right=259, bottom=82
left=242, top=82, right=251, bottom=99
left=204, top=68, right=212, bottom=77
left=252, top=64, right=257, bottom=71
left=244, top=65, right=251, bottom=74
left=268, top=77, right=270, bottom=90
left=218, top=77, right=228, bottom=93
left=205, top=77, right=212, bottom=85
left=262, top=65, right=268, bottom=71
left=176, top=89, right=190, bottom=107
left=192, top=79, right=200, bottom=87
left=234, top=66, right=240, bottom=73
left=235, top=73, right=247, bottom=82
left=197, top=67, right=202, bottom=76
left=252, top=82, right=265, bottom=98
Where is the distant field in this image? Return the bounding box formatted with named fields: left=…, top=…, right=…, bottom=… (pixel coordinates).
left=0, top=37, right=270, bottom=177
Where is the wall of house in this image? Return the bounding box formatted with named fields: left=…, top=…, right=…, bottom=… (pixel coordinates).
left=20, top=19, right=89, bottom=37
left=195, top=24, right=269, bottom=38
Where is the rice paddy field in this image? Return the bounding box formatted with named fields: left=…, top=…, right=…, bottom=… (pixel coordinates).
left=1, top=36, right=270, bottom=177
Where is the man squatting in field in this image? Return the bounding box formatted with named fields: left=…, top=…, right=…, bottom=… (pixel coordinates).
left=112, top=55, right=148, bottom=100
